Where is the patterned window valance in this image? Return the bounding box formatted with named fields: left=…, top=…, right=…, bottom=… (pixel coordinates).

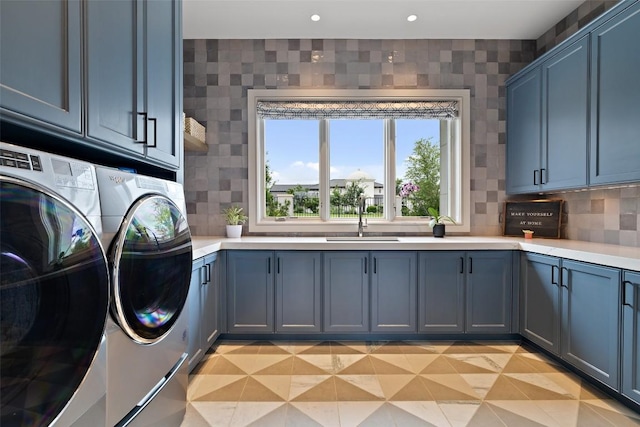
left=256, top=100, right=459, bottom=120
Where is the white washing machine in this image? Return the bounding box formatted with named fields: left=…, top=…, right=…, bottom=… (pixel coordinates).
left=0, top=143, right=109, bottom=426
left=95, top=166, right=192, bottom=427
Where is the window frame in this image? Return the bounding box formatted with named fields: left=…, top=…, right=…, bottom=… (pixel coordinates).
left=248, top=88, right=471, bottom=234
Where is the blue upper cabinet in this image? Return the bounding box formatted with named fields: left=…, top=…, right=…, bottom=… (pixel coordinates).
left=590, top=1, right=640, bottom=185
left=542, top=36, right=589, bottom=191
left=0, top=0, right=82, bottom=133
left=507, top=0, right=640, bottom=193
left=86, top=0, right=181, bottom=169
left=507, top=36, right=589, bottom=194
left=86, top=0, right=143, bottom=157
left=506, top=68, right=542, bottom=194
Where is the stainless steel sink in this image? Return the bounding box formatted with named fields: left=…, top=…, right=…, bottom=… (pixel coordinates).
left=326, top=236, right=399, bottom=241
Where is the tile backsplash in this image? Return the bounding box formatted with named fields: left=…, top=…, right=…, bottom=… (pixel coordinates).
left=183, top=38, right=536, bottom=236
left=529, top=0, right=639, bottom=248
left=183, top=0, right=639, bottom=248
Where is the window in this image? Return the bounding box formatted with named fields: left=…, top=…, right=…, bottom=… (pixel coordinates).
left=248, top=89, right=470, bottom=234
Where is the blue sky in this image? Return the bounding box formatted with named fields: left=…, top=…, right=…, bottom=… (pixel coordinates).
left=265, top=119, right=440, bottom=185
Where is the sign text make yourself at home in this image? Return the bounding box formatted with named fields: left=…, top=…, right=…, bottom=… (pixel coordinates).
left=503, top=200, right=563, bottom=238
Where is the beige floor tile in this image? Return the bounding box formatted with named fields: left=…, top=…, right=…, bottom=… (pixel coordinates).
left=337, top=401, right=385, bottom=426
left=185, top=402, right=238, bottom=427
left=488, top=400, right=563, bottom=426
left=336, top=355, right=377, bottom=375
left=291, top=357, right=330, bottom=375
left=223, top=354, right=291, bottom=375
left=388, top=376, right=435, bottom=401
left=228, top=402, right=285, bottom=427
left=369, top=353, right=414, bottom=373
left=288, top=375, right=332, bottom=401
left=505, top=373, right=577, bottom=399
left=390, top=401, right=452, bottom=426
left=534, top=400, right=580, bottom=427
left=459, top=373, right=500, bottom=399
left=194, top=377, right=248, bottom=402
left=189, top=374, right=247, bottom=400
left=335, top=376, right=385, bottom=401
left=239, top=377, right=286, bottom=402
left=251, top=375, right=292, bottom=401
left=338, top=374, right=385, bottom=399
left=439, top=402, right=482, bottom=427
left=283, top=403, right=324, bottom=426
left=376, top=374, right=416, bottom=399
left=404, top=353, right=441, bottom=374
left=246, top=403, right=288, bottom=426
left=291, top=377, right=337, bottom=402
left=289, top=402, right=341, bottom=426
left=252, top=356, right=294, bottom=375
left=186, top=341, right=640, bottom=426
left=422, top=373, right=483, bottom=400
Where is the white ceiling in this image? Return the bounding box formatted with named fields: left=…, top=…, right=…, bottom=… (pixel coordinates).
left=183, top=0, right=584, bottom=40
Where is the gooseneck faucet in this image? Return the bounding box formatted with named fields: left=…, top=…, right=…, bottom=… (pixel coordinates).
left=357, top=195, right=367, bottom=237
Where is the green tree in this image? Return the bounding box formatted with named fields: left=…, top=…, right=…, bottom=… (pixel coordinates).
left=403, top=138, right=440, bottom=216
left=342, top=181, right=365, bottom=209
left=265, top=158, right=289, bottom=216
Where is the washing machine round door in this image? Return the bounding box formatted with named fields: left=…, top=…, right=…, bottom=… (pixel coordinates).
left=111, top=195, right=192, bottom=344
left=0, top=178, right=109, bottom=426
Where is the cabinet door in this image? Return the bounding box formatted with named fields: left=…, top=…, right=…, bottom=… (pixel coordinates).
left=85, top=0, right=144, bottom=156
left=590, top=2, right=640, bottom=185
left=227, top=251, right=274, bottom=333
left=466, top=251, right=513, bottom=333
left=371, top=252, right=417, bottom=332
left=418, top=251, right=465, bottom=333
left=506, top=68, right=542, bottom=194
left=187, top=259, right=204, bottom=372
left=323, top=252, right=369, bottom=332
left=520, top=254, right=561, bottom=354
left=143, top=0, right=181, bottom=168
left=622, top=271, right=640, bottom=404
left=0, top=0, right=82, bottom=133
left=276, top=251, right=321, bottom=333
left=201, top=253, right=219, bottom=350
left=542, top=36, right=589, bottom=191
left=561, top=260, right=620, bottom=389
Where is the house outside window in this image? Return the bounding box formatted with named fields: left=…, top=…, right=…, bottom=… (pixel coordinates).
left=248, top=89, right=470, bottom=234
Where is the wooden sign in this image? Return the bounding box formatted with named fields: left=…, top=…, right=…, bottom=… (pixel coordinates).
left=503, top=200, right=563, bottom=238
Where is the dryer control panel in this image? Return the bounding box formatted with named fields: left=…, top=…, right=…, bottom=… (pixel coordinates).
left=1, top=147, right=42, bottom=171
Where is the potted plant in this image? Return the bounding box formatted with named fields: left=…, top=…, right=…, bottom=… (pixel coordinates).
left=428, top=207, right=456, bottom=238
left=222, top=205, right=247, bottom=238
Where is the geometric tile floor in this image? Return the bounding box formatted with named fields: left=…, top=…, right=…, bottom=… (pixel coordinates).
left=181, top=340, right=640, bottom=427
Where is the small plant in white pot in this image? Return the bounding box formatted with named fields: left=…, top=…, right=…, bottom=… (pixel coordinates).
left=223, top=205, right=247, bottom=238
left=428, top=207, right=456, bottom=238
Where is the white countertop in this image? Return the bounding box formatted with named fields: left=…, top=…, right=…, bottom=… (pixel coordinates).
left=191, top=236, right=640, bottom=271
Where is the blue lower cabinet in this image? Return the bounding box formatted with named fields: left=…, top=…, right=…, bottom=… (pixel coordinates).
left=623, top=270, right=640, bottom=404
left=276, top=251, right=322, bottom=333
left=418, top=251, right=513, bottom=334
left=466, top=251, right=513, bottom=333
left=520, top=253, right=561, bottom=355
left=187, top=258, right=205, bottom=371
left=371, top=252, right=417, bottom=332
left=418, top=251, right=465, bottom=333
left=561, top=260, right=621, bottom=389
left=323, top=252, right=369, bottom=332
left=227, top=251, right=274, bottom=333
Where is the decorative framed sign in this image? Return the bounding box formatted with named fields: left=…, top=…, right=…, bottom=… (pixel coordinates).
left=503, top=200, right=563, bottom=238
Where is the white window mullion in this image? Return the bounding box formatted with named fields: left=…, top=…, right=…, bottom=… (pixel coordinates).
left=319, top=119, right=330, bottom=221
left=384, top=119, right=396, bottom=221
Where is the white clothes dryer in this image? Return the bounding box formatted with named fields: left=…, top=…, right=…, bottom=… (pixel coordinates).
left=95, top=166, right=192, bottom=427
left=0, top=143, right=109, bottom=427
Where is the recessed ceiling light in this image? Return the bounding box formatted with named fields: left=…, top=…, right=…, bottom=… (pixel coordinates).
left=311, top=14, right=321, bottom=22
left=407, top=14, right=418, bottom=22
